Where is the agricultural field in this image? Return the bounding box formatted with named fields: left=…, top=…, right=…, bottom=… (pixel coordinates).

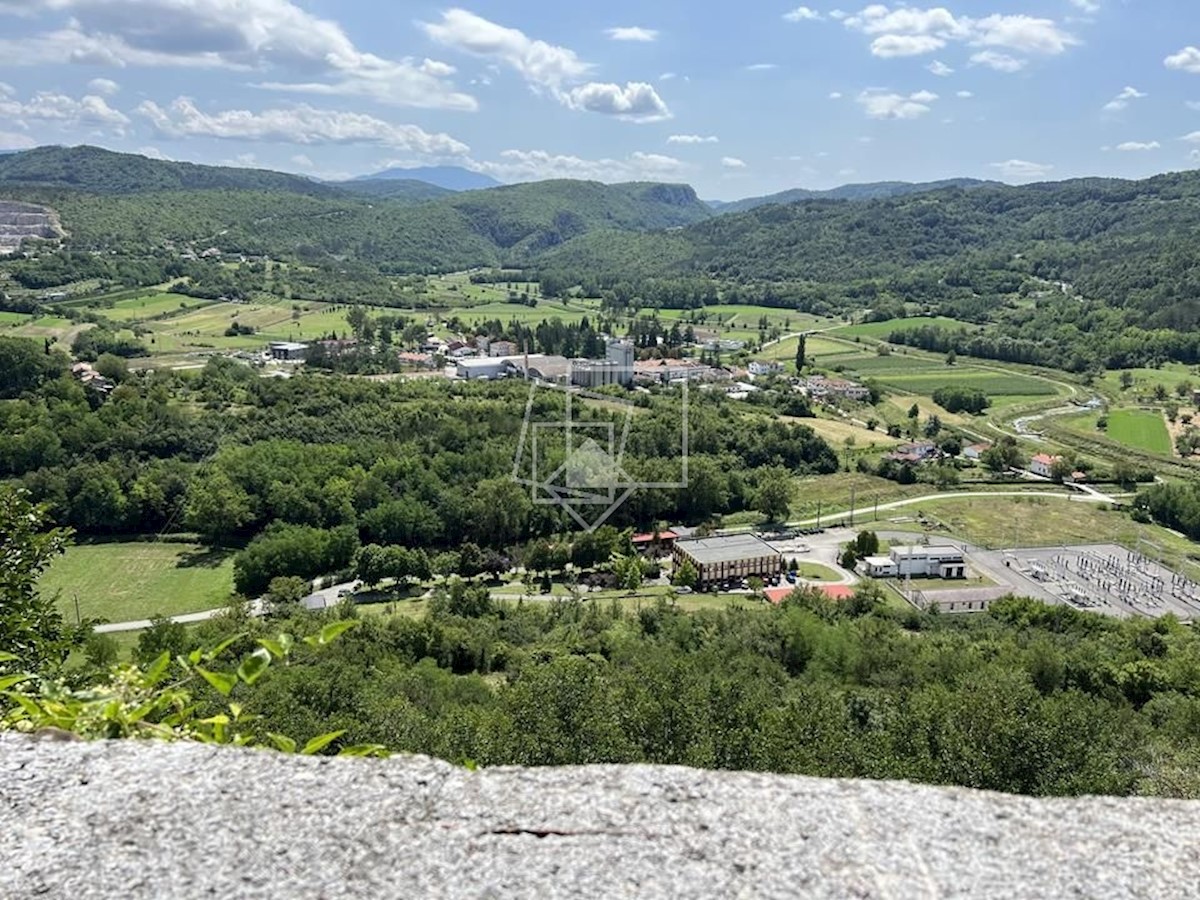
left=40, top=540, right=235, bottom=625
left=100, top=293, right=212, bottom=322
left=833, top=316, right=975, bottom=340
left=877, top=371, right=1060, bottom=402
left=1097, top=364, right=1200, bottom=399
left=0, top=310, right=32, bottom=326
left=1106, top=409, right=1173, bottom=455
left=455, top=298, right=587, bottom=325
left=797, top=416, right=904, bottom=451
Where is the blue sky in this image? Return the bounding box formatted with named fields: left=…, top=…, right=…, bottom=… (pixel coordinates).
left=1, top=1, right=1199, bottom=198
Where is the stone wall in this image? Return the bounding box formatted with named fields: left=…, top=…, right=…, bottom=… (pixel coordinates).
left=2, top=734, right=1198, bottom=898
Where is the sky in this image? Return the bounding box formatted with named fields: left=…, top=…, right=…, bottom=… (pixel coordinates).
left=1, top=1, right=1199, bottom=199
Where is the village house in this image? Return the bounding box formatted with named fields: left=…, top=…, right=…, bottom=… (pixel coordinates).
left=801, top=375, right=871, bottom=403
left=962, top=442, right=992, bottom=461
left=886, top=442, right=941, bottom=465
left=1029, top=453, right=1062, bottom=478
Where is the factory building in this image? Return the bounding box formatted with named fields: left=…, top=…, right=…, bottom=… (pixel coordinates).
left=672, top=534, right=783, bottom=589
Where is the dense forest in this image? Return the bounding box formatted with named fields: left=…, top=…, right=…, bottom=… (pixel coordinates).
left=0, top=335, right=835, bottom=594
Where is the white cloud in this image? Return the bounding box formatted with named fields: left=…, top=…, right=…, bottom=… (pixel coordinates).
left=856, top=89, right=937, bottom=120
left=0, top=89, right=130, bottom=131
left=956, top=90, right=973, bottom=98
left=990, top=159, right=1053, bottom=181
left=1115, top=141, right=1159, bottom=151
left=0, top=0, right=477, bottom=111
left=844, top=6, right=1074, bottom=62
left=137, top=98, right=469, bottom=156
left=562, top=82, right=671, bottom=122
left=829, top=91, right=843, bottom=99
left=871, top=34, right=945, bottom=57
left=745, top=63, right=778, bottom=71
left=606, top=26, right=658, bottom=42
left=290, top=153, right=314, bottom=168
left=783, top=7, right=822, bottom=22
left=926, top=60, right=954, bottom=77
left=0, top=131, right=37, bottom=150
left=970, top=50, right=1027, bottom=73
left=1069, top=0, right=1100, bottom=12
left=1187, top=100, right=1200, bottom=111
left=422, top=8, right=589, bottom=88
left=721, top=157, right=747, bottom=169
left=971, top=15, right=1076, bottom=55
left=137, top=145, right=171, bottom=160
left=1180, top=131, right=1200, bottom=144
left=471, top=149, right=685, bottom=183
left=418, top=59, right=456, bottom=78
left=1103, top=86, right=1147, bottom=113
left=1166, top=47, right=1200, bottom=74
left=87, top=77, right=119, bottom=96
left=0, top=82, right=15, bottom=98
left=668, top=134, right=718, bottom=144
left=422, top=10, right=669, bottom=122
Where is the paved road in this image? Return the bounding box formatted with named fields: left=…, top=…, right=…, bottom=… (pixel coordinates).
left=95, top=599, right=267, bottom=634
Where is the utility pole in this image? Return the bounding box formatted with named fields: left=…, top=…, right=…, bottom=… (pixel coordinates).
left=73, top=593, right=81, bottom=626
left=874, top=494, right=879, bottom=522
left=848, top=486, right=856, bottom=529
left=816, top=500, right=821, bottom=529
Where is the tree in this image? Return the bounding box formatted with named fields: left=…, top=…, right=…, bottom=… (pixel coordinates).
left=266, top=575, right=309, bottom=613
left=135, top=615, right=190, bottom=666
left=982, top=436, right=1024, bottom=474
left=924, top=415, right=943, bottom=438
left=1049, top=456, right=1075, bottom=484
left=94, top=353, right=130, bottom=383
left=756, top=466, right=793, bottom=523
left=184, top=469, right=253, bottom=544
left=1119, top=371, right=1135, bottom=390
left=945, top=349, right=957, bottom=366
left=795, top=333, right=807, bottom=372
left=908, top=403, right=920, bottom=419
left=672, top=559, right=698, bottom=589
left=0, top=487, right=85, bottom=672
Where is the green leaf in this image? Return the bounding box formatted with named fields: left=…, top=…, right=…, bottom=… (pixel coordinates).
left=187, top=648, right=203, bottom=666
left=0, top=651, right=19, bottom=663
left=144, top=652, right=171, bottom=685
left=301, top=730, right=345, bottom=756
left=317, top=620, right=360, bottom=646
left=257, top=638, right=285, bottom=659
left=0, top=674, right=31, bottom=692
left=267, top=733, right=297, bottom=753
left=237, top=647, right=271, bottom=685
left=195, top=667, right=237, bottom=698
left=203, top=632, right=247, bottom=663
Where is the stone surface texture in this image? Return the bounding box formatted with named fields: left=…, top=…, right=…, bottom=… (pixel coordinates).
left=3, top=734, right=1199, bottom=899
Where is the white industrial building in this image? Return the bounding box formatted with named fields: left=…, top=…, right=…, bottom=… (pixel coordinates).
left=571, top=341, right=636, bottom=389
left=861, top=545, right=966, bottom=580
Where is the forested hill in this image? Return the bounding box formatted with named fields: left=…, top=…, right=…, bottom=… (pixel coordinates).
left=0, top=148, right=714, bottom=270
left=0, top=146, right=339, bottom=197
left=709, top=178, right=997, bottom=213
left=539, top=170, right=1200, bottom=324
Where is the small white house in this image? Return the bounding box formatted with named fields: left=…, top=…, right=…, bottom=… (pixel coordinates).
left=1029, top=453, right=1061, bottom=478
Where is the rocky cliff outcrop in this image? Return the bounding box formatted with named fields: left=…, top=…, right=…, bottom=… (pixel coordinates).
left=2, top=734, right=1197, bottom=899
left=0, top=201, right=61, bottom=254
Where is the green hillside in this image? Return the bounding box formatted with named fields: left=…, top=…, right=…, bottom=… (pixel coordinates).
left=0, top=148, right=713, bottom=270
left=0, top=145, right=338, bottom=197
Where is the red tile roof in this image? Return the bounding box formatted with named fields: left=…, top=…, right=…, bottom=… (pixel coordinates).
left=763, top=583, right=855, bottom=605
left=633, top=531, right=677, bottom=543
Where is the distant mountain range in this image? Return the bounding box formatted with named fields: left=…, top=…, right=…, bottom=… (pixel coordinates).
left=350, top=165, right=502, bottom=192
left=708, top=178, right=1000, bottom=214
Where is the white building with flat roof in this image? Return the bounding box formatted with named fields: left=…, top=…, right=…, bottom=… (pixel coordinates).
left=862, top=545, right=966, bottom=580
